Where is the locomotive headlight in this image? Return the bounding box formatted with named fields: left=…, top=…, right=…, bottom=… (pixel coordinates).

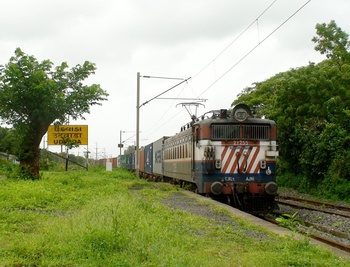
left=266, top=166, right=272, bottom=175
left=234, top=108, right=248, bottom=122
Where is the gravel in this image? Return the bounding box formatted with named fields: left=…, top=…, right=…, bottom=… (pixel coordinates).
left=161, top=191, right=271, bottom=241
left=161, top=191, right=239, bottom=227
left=277, top=188, right=350, bottom=247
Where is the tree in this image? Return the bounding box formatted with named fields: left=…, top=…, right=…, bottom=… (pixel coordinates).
left=232, top=21, right=350, bottom=189
left=312, top=20, right=350, bottom=64
left=0, top=48, right=108, bottom=178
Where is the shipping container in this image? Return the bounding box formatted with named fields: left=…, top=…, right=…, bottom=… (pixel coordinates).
left=139, top=147, right=145, bottom=173
left=125, top=151, right=135, bottom=170
left=144, top=143, right=153, bottom=174
left=117, top=155, right=126, bottom=168
left=153, top=136, right=169, bottom=177
left=111, top=157, right=117, bottom=168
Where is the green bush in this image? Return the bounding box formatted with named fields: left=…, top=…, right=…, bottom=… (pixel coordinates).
left=0, top=158, right=13, bottom=175
left=277, top=172, right=313, bottom=194
left=317, top=176, right=350, bottom=201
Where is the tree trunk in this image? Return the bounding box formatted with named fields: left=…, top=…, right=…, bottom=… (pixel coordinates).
left=19, top=146, right=41, bottom=179
left=17, top=122, right=48, bottom=179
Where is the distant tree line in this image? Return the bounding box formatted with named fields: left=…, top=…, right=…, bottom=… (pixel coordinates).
left=233, top=21, right=350, bottom=199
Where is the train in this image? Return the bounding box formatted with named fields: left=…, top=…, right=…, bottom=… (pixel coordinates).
left=119, top=104, right=279, bottom=214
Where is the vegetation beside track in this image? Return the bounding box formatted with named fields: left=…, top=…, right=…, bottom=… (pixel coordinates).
left=234, top=21, right=350, bottom=202
left=0, top=166, right=349, bottom=266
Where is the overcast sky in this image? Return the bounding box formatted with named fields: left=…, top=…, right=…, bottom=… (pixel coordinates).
left=1, top=0, right=349, bottom=159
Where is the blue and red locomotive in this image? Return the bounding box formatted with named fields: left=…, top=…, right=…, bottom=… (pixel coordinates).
left=124, top=104, right=278, bottom=213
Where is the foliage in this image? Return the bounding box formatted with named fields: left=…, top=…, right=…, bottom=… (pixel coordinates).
left=39, top=149, right=90, bottom=172
left=312, top=20, right=350, bottom=63
left=0, top=127, right=16, bottom=155
left=0, top=128, right=11, bottom=153
left=317, top=176, right=350, bottom=202
left=233, top=21, right=350, bottom=197
left=0, top=158, right=15, bottom=177
left=277, top=173, right=313, bottom=194
left=0, top=48, right=108, bottom=178
left=275, top=212, right=303, bottom=231
left=0, top=169, right=347, bottom=266
left=39, top=149, right=57, bottom=171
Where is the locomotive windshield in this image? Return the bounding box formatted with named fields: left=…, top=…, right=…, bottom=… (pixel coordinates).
left=211, top=124, right=271, bottom=141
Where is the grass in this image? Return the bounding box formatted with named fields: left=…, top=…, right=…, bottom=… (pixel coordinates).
left=0, top=167, right=349, bottom=266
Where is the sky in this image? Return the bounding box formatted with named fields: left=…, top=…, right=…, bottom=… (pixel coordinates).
left=0, top=0, right=349, bottom=159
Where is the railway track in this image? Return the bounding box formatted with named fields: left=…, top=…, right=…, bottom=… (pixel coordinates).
left=276, top=195, right=350, bottom=219
left=263, top=213, right=350, bottom=253
left=266, top=195, right=350, bottom=253
left=278, top=196, right=350, bottom=212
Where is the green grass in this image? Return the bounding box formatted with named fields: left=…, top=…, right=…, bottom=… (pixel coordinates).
left=0, top=168, right=349, bottom=266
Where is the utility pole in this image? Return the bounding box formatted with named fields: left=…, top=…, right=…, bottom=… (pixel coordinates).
left=136, top=72, right=140, bottom=178
left=95, top=142, right=98, bottom=162
left=135, top=73, right=191, bottom=179
left=119, top=130, right=124, bottom=159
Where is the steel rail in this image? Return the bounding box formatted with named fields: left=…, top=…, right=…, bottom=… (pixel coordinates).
left=307, top=232, right=350, bottom=253
left=262, top=214, right=350, bottom=253
left=278, top=195, right=350, bottom=213
left=276, top=199, right=350, bottom=219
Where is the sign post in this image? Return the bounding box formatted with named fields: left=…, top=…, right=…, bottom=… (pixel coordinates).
left=47, top=125, right=89, bottom=170
left=47, top=125, right=88, bottom=145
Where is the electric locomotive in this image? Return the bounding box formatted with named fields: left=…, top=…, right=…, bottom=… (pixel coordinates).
left=163, top=104, right=278, bottom=213
left=126, top=104, right=279, bottom=213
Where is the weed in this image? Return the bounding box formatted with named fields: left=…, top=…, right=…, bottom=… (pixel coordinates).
left=275, top=211, right=304, bottom=231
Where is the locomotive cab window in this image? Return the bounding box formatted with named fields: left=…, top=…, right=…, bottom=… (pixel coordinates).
left=211, top=124, right=271, bottom=140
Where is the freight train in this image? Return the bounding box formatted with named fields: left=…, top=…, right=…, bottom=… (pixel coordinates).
left=120, top=104, right=279, bottom=213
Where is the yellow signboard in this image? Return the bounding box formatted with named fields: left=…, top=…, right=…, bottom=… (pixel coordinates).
left=47, top=125, right=88, bottom=145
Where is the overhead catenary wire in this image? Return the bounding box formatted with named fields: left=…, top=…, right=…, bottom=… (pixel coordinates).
left=139, top=76, right=191, bottom=144
left=139, top=0, right=312, bottom=145
left=192, top=0, right=278, bottom=80
left=141, top=0, right=279, bottom=114
left=139, top=77, right=191, bottom=108
left=141, top=75, right=185, bottom=80
left=197, top=0, right=312, bottom=98
left=145, top=108, right=186, bottom=137
left=140, top=1, right=279, bottom=140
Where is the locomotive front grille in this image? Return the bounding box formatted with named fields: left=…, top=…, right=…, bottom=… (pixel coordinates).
left=242, top=125, right=270, bottom=140
left=211, top=125, right=240, bottom=140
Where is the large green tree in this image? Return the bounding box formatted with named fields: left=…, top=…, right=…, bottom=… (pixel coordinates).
left=233, top=21, right=350, bottom=190
left=0, top=48, right=108, bottom=178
